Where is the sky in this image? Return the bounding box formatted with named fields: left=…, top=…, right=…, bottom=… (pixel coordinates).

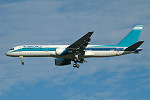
left=0, top=0, right=150, bottom=100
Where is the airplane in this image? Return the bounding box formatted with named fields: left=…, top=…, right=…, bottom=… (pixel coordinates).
left=6, top=25, right=144, bottom=68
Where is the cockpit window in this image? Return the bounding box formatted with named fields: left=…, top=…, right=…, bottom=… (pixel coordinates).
left=10, top=48, right=14, bottom=50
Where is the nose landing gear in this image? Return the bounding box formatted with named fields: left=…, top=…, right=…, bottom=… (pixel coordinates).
left=22, top=62, right=24, bottom=65
left=19, top=56, right=24, bottom=65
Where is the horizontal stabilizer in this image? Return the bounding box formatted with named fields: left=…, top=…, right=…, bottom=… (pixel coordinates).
left=125, top=41, right=144, bottom=51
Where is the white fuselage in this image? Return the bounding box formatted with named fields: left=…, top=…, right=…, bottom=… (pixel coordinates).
left=6, top=45, right=135, bottom=59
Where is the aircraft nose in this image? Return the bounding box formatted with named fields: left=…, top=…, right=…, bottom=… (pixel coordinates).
left=5, top=52, right=9, bottom=56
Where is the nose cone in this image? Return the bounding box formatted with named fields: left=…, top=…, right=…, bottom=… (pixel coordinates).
left=5, top=51, right=10, bottom=56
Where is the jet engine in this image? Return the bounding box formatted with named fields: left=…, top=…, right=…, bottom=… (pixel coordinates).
left=55, top=48, right=65, bottom=55
left=55, top=58, right=71, bottom=66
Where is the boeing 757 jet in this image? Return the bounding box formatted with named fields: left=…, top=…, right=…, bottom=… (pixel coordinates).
left=6, top=25, right=144, bottom=68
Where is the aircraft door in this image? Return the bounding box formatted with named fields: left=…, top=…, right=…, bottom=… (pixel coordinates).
left=19, top=46, right=22, bottom=52
left=45, top=46, right=51, bottom=56
left=116, top=48, right=119, bottom=55
left=46, top=46, right=49, bottom=52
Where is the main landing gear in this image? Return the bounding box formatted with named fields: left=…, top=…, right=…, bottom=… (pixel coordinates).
left=73, top=55, right=80, bottom=68
left=73, top=59, right=87, bottom=68
left=73, top=64, right=80, bottom=68
left=19, top=56, right=24, bottom=65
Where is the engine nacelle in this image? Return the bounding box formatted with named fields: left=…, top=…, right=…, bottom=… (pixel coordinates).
left=55, top=58, right=71, bottom=66
left=55, top=48, right=65, bottom=55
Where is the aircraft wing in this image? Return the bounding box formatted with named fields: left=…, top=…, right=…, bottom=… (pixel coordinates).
left=67, top=31, right=93, bottom=50
left=62, top=31, right=94, bottom=55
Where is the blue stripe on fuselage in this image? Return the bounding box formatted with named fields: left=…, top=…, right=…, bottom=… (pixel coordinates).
left=11, top=47, right=125, bottom=53
left=85, top=47, right=125, bottom=51
left=11, top=48, right=56, bottom=53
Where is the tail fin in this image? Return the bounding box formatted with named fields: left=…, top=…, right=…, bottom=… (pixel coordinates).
left=117, top=25, right=143, bottom=47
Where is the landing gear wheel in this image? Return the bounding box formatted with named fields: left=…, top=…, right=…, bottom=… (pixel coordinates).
left=76, top=64, right=79, bottom=68
left=73, top=64, right=79, bottom=68
left=22, top=62, right=24, bottom=65
left=73, top=64, right=76, bottom=68
left=19, top=56, right=24, bottom=65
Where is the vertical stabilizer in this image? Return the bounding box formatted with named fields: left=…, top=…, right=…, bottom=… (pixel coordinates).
left=117, top=25, right=143, bottom=47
